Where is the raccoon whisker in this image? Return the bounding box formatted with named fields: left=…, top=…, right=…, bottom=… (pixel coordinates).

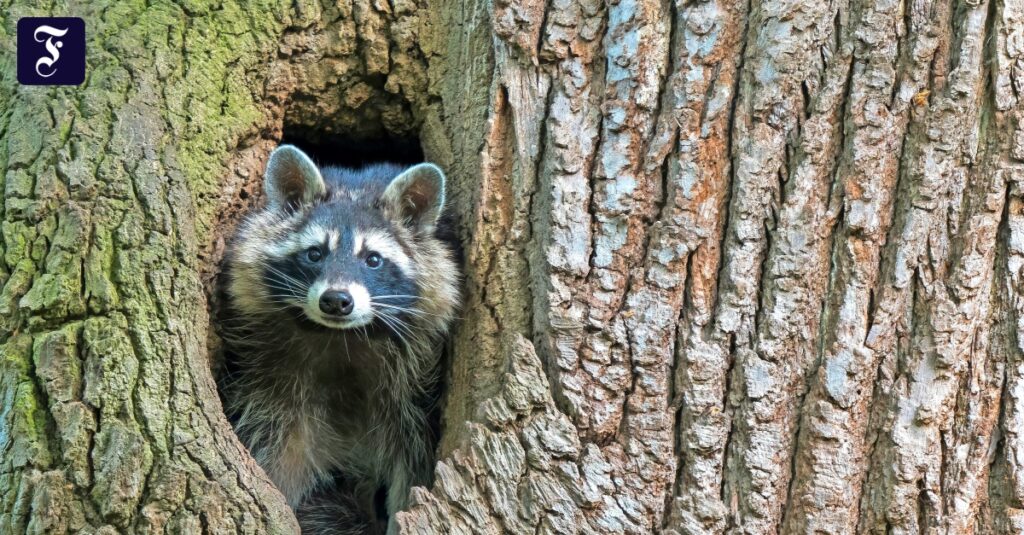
left=374, top=311, right=417, bottom=348
left=262, top=269, right=305, bottom=288
left=369, top=302, right=434, bottom=318
left=252, top=307, right=297, bottom=319
left=374, top=311, right=409, bottom=339
left=257, top=304, right=301, bottom=315
left=258, top=299, right=304, bottom=313
left=261, top=262, right=304, bottom=281
left=229, top=304, right=295, bottom=318
left=357, top=325, right=371, bottom=346
left=374, top=307, right=421, bottom=342
left=374, top=308, right=420, bottom=333
left=340, top=329, right=351, bottom=363
left=369, top=300, right=426, bottom=310
left=372, top=297, right=459, bottom=321
left=264, top=292, right=303, bottom=302
left=261, top=270, right=306, bottom=290
left=374, top=306, right=425, bottom=326
left=261, top=285, right=307, bottom=302
left=261, top=302, right=301, bottom=313
left=262, top=264, right=311, bottom=291
left=263, top=282, right=308, bottom=300
left=261, top=275, right=304, bottom=288
left=377, top=316, right=428, bottom=360
left=261, top=282, right=305, bottom=295
left=369, top=299, right=421, bottom=306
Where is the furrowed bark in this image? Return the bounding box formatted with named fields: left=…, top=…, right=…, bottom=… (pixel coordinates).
left=2, top=0, right=1020, bottom=532
left=0, top=1, right=299, bottom=530
left=992, top=0, right=1024, bottom=510
left=0, top=0, right=434, bottom=531
left=407, top=0, right=1021, bottom=531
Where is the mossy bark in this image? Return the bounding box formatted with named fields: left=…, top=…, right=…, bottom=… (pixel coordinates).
left=1, top=0, right=1022, bottom=533
left=1, top=0, right=445, bottom=531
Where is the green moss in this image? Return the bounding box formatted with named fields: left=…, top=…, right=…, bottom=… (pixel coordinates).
left=0, top=334, right=31, bottom=373
left=82, top=316, right=139, bottom=419
left=0, top=335, right=52, bottom=470
left=0, top=1, right=320, bottom=530
left=4, top=169, right=34, bottom=199
left=2, top=221, right=35, bottom=267
left=84, top=227, right=119, bottom=312
left=32, top=323, right=84, bottom=402
left=9, top=383, right=50, bottom=466
left=170, top=1, right=294, bottom=242
left=0, top=260, right=35, bottom=328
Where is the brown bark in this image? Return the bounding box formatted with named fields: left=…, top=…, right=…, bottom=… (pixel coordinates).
left=1, top=0, right=1021, bottom=533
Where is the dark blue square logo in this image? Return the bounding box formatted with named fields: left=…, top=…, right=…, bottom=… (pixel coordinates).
left=17, top=17, right=86, bottom=86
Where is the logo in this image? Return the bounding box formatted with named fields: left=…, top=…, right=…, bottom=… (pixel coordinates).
left=17, top=17, right=85, bottom=86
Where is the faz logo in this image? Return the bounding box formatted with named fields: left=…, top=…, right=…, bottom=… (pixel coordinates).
left=17, top=17, right=86, bottom=86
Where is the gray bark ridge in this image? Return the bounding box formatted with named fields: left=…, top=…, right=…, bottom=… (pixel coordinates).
left=404, top=0, right=1024, bottom=532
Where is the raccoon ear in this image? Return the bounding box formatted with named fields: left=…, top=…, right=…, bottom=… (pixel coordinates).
left=264, top=145, right=326, bottom=208
left=382, top=163, right=446, bottom=231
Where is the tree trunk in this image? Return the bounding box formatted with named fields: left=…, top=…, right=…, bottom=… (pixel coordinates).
left=1, top=0, right=1021, bottom=532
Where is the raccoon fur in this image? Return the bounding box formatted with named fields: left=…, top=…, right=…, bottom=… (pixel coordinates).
left=219, top=145, right=460, bottom=534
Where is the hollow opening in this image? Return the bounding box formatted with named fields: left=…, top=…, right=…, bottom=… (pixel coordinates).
left=196, top=9, right=454, bottom=527
left=280, top=128, right=424, bottom=169
left=212, top=121, right=459, bottom=531
left=206, top=130, right=426, bottom=364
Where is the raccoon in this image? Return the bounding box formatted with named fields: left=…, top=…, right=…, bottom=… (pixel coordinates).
left=219, top=145, right=460, bottom=534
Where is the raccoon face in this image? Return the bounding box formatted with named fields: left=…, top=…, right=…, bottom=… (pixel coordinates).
left=245, top=145, right=446, bottom=332
left=267, top=215, right=421, bottom=330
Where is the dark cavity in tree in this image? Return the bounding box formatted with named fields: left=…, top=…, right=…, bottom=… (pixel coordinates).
left=281, top=127, right=424, bottom=169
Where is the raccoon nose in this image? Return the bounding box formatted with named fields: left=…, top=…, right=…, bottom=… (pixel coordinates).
left=319, top=290, right=354, bottom=316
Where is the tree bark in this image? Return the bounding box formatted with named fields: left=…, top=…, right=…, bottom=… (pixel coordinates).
left=1, top=0, right=1021, bottom=533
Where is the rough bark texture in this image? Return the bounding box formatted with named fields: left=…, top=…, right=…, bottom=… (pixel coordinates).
left=1, top=0, right=1021, bottom=533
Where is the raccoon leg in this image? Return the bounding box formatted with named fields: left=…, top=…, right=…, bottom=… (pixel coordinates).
left=384, top=448, right=433, bottom=534
left=297, top=480, right=384, bottom=535
left=384, top=469, right=411, bottom=535
left=384, top=404, right=437, bottom=533
left=257, top=426, right=323, bottom=507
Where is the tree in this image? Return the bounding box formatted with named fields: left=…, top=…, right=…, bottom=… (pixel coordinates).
left=1, top=0, right=1020, bottom=532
